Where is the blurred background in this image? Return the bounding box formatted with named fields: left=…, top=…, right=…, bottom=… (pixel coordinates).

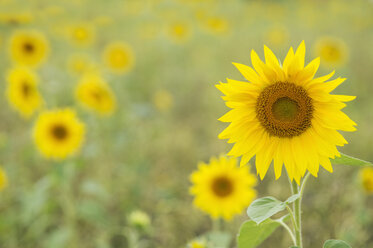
left=0, top=0, right=372, bottom=247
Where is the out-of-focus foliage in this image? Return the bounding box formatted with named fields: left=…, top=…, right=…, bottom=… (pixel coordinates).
left=0, top=0, right=372, bottom=247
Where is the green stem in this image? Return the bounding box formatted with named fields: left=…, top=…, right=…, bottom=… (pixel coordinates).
left=276, top=219, right=296, bottom=245
left=291, top=180, right=303, bottom=248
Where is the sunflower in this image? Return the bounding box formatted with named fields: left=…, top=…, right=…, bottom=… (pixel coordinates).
left=167, top=22, right=191, bottom=43
left=68, top=23, right=95, bottom=46
left=102, top=41, right=134, bottom=75
left=67, top=54, right=97, bottom=76
left=75, top=74, right=116, bottom=115
left=360, top=167, right=373, bottom=194
left=187, top=240, right=206, bottom=248
left=314, top=37, right=348, bottom=67
left=33, top=109, right=85, bottom=160
left=216, top=41, right=356, bottom=184
left=203, top=17, right=229, bottom=35
left=0, top=167, right=8, bottom=191
left=190, top=156, right=257, bottom=220
left=6, top=67, right=43, bottom=118
left=9, top=29, right=49, bottom=67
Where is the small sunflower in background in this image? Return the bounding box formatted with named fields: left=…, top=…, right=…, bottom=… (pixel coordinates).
left=75, top=74, right=116, bottom=116
left=314, top=36, right=348, bottom=68
left=103, top=41, right=135, bottom=75
left=264, top=25, right=289, bottom=48
left=187, top=239, right=206, bottom=248
left=152, top=89, right=173, bottom=113
left=360, top=167, right=373, bottom=194
left=9, top=29, right=49, bottom=68
left=217, top=41, right=356, bottom=183
left=0, top=167, right=8, bottom=191
left=33, top=108, right=85, bottom=160
left=67, top=54, right=97, bottom=76
left=203, top=17, right=229, bottom=35
left=67, top=23, right=96, bottom=46
left=6, top=67, right=43, bottom=118
left=167, top=22, right=192, bottom=43
left=190, top=156, right=257, bottom=220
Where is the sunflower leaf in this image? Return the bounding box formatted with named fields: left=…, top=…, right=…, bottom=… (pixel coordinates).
left=237, top=219, right=281, bottom=248
left=323, top=239, right=352, bottom=248
left=331, top=153, right=372, bottom=167
left=247, top=196, right=287, bottom=224
left=285, top=194, right=300, bottom=204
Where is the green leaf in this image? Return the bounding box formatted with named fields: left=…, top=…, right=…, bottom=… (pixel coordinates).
left=331, top=153, right=372, bottom=167
left=237, top=219, right=281, bottom=248
left=247, top=195, right=299, bottom=224
left=323, top=239, right=352, bottom=248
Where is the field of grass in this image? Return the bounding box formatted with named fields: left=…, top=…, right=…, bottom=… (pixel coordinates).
left=0, top=0, right=372, bottom=247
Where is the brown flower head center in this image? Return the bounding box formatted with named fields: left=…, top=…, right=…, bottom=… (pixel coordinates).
left=22, top=82, right=32, bottom=97
left=211, top=176, right=233, bottom=197
left=51, top=124, right=69, bottom=141
left=23, top=42, right=34, bottom=53
left=256, top=82, right=313, bottom=138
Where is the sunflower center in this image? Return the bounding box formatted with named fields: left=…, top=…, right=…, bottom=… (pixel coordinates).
left=256, top=82, right=313, bottom=138
left=272, top=97, right=299, bottom=121
left=211, top=176, right=233, bottom=197
left=23, top=42, right=34, bottom=53
left=51, top=125, right=68, bottom=141
left=22, top=82, right=31, bottom=97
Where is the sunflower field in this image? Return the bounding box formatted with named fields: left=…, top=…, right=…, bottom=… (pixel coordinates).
left=0, top=0, right=372, bottom=248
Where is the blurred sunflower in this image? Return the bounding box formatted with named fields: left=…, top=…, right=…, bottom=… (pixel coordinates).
left=68, top=23, right=95, bottom=46
left=67, top=54, right=97, bottom=76
left=360, top=167, right=373, bottom=194
left=187, top=240, right=206, bottom=248
left=314, top=37, right=348, bottom=67
left=0, top=12, right=33, bottom=25
left=6, top=67, right=43, bottom=118
left=265, top=25, right=289, bottom=47
left=9, top=30, right=49, bottom=67
left=33, top=109, right=85, bottom=160
left=203, top=17, right=229, bottom=35
left=167, top=22, right=191, bottom=43
left=75, top=74, right=116, bottom=115
left=103, top=42, right=135, bottom=74
left=0, top=167, right=8, bottom=191
left=217, top=41, right=356, bottom=183
left=190, top=156, right=257, bottom=220
left=153, top=89, right=173, bottom=112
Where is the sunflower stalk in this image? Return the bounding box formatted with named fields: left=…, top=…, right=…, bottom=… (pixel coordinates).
left=288, top=172, right=310, bottom=248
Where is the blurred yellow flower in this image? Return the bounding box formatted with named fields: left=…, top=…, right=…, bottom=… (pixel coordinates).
left=167, top=22, right=191, bottom=43
left=75, top=74, right=116, bottom=116
left=33, top=109, right=85, bottom=160
left=0, top=167, right=8, bottom=191
left=67, top=54, right=97, bottom=76
left=204, top=17, right=229, bottom=35
left=187, top=240, right=206, bottom=248
left=360, top=167, right=373, bottom=194
left=314, top=37, right=348, bottom=67
left=9, top=30, right=49, bottom=68
left=6, top=67, right=43, bottom=118
left=190, top=156, right=257, bottom=220
left=68, top=23, right=95, bottom=46
left=265, top=25, right=289, bottom=47
left=103, top=42, right=135, bottom=75
left=128, top=210, right=151, bottom=229
left=217, top=41, right=356, bottom=183
left=153, top=89, right=173, bottom=112
left=0, top=12, right=33, bottom=25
